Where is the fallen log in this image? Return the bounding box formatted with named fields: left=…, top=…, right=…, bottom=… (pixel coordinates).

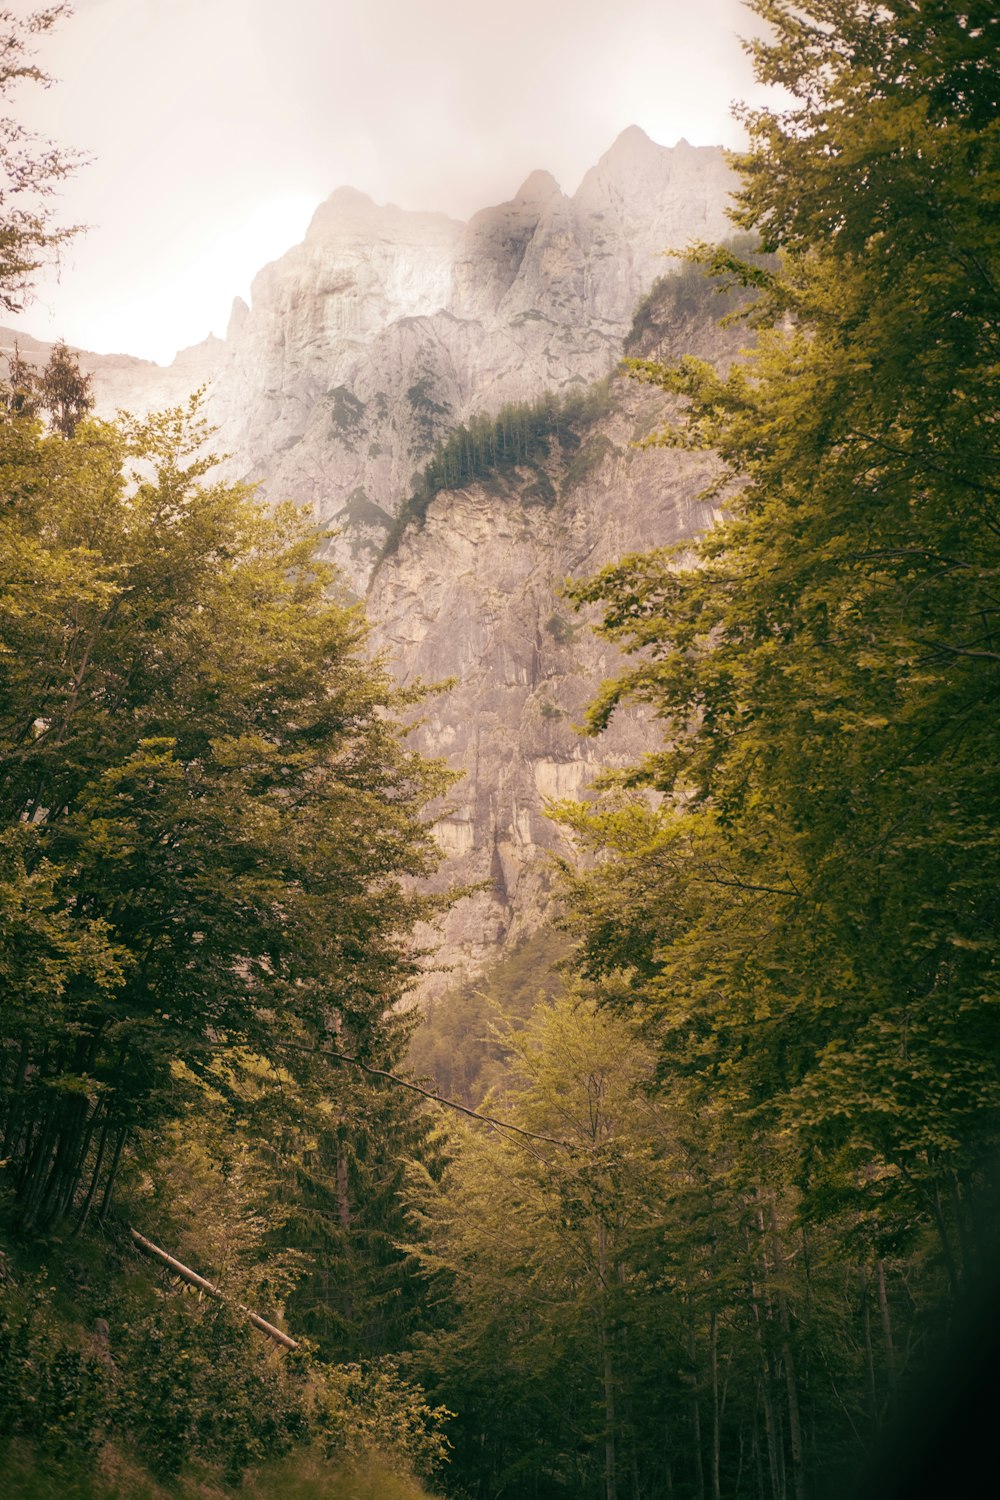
left=129, top=1227, right=299, bottom=1351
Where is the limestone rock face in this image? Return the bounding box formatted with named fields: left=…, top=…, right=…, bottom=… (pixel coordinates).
left=200, top=128, right=736, bottom=593
left=364, top=259, right=753, bottom=997
left=9, top=130, right=734, bottom=597
left=367, top=385, right=732, bottom=996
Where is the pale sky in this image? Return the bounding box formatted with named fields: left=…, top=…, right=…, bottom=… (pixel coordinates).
left=11, top=0, right=770, bottom=365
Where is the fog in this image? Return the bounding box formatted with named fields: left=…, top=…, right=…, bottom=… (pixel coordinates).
left=14, top=0, right=770, bottom=363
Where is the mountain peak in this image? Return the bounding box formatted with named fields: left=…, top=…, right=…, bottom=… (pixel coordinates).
left=226, top=296, right=249, bottom=341
left=304, top=186, right=464, bottom=248
left=328, top=185, right=377, bottom=208
left=305, top=186, right=379, bottom=240
left=513, top=168, right=561, bottom=205
left=608, top=124, right=656, bottom=155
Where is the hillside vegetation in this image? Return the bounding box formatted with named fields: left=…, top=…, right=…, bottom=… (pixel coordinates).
left=379, top=380, right=615, bottom=560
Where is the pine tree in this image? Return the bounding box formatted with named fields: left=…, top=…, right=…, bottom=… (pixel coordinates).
left=38, top=339, right=92, bottom=436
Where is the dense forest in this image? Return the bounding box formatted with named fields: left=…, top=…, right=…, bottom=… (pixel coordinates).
left=2, top=2, right=999, bottom=1498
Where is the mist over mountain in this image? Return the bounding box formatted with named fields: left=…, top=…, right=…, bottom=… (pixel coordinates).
left=200, top=127, right=734, bottom=594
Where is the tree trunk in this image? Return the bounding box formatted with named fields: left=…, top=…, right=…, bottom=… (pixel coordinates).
left=73, top=1110, right=112, bottom=1235
left=752, top=1397, right=766, bottom=1500
left=689, top=1313, right=706, bottom=1500
left=1, top=1039, right=29, bottom=1156
left=597, top=1220, right=618, bottom=1500
left=769, top=1199, right=806, bottom=1500
left=929, top=1181, right=961, bottom=1300
left=876, top=1259, right=897, bottom=1403
left=745, top=1222, right=782, bottom=1500
left=130, top=1229, right=299, bottom=1349
left=861, top=1267, right=879, bottom=1421
left=710, top=1306, right=721, bottom=1500
left=97, top=1124, right=127, bottom=1223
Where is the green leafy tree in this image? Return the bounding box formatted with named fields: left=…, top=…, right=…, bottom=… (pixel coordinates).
left=407, top=993, right=685, bottom=1500
left=1, top=343, right=39, bottom=418
left=534, top=5, right=1000, bottom=1494
left=560, top=0, right=1000, bottom=1291
left=0, top=398, right=453, bottom=1235
left=0, top=6, right=84, bottom=310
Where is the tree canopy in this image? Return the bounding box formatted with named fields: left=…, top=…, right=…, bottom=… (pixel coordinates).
left=0, top=396, right=453, bottom=1235
left=4, top=3, right=1000, bottom=1496
left=558, top=0, right=1000, bottom=1266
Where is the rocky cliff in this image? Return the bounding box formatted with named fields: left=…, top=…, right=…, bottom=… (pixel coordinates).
left=368, top=263, right=750, bottom=995
left=9, top=128, right=743, bottom=993
left=201, top=127, right=735, bottom=593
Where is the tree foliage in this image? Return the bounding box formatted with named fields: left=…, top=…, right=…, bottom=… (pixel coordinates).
left=2, top=338, right=93, bottom=434
left=0, top=397, right=453, bottom=1237
left=483, top=2, right=1000, bottom=1494
left=0, top=6, right=84, bottom=311
left=560, top=0, right=1000, bottom=1279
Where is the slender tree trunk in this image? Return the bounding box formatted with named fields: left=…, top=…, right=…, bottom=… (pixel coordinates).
left=752, top=1394, right=766, bottom=1500
left=875, top=1259, right=897, bottom=1403
left=861, top=1267, right=879, bottom=1421
left=1, top=1039, right=29, bottom=1156
left=50, top=1100, right=101, bottom=1229
left=333, top=1135, right=355, bottom=1330
left=689, top=1313, right=706, bottom=1500
left=769, top=1200, right=806, bottom=1500
left=929, top=1181, right=961, bottom=1300
left=664, top=1414, right=675, bottom=1499
left=710, top=1307, right=721, bottom=1500
left=734, top=1420, right=745, bottom=1500
left=74, top=1110, right=112, bottom=1235
left=18, top=1112, right=58, bottom=1231
left=949, top=1174, right=975, bottom=1284
left=97, top=1124, right=127, bottom=1223
left=597, top=1220, right=618, bottom=1500
left=745, top=1223, right=782, bottom=1500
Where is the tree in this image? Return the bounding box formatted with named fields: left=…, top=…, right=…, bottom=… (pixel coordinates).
left=0, top=396, right=453, bottom=1234
left=407, top=992, right=685, bottom=1500
left=533, top=8, right=1000, bottom=1492
left=0, top=5, right=83, bottom=311
left=2, top=338, right=93, bottom=433
left=38, top=338, right=91, bottom=435
left=1, top=342, right=39, bottom=418
left=559, top=0, right=1000, bottom=1288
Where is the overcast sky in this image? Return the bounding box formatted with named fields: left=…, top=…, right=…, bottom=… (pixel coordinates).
left=13, top=0, right=771, bottom=364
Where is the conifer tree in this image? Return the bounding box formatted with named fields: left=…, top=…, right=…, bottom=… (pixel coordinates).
left=38, top=338, right=92, bottom=435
